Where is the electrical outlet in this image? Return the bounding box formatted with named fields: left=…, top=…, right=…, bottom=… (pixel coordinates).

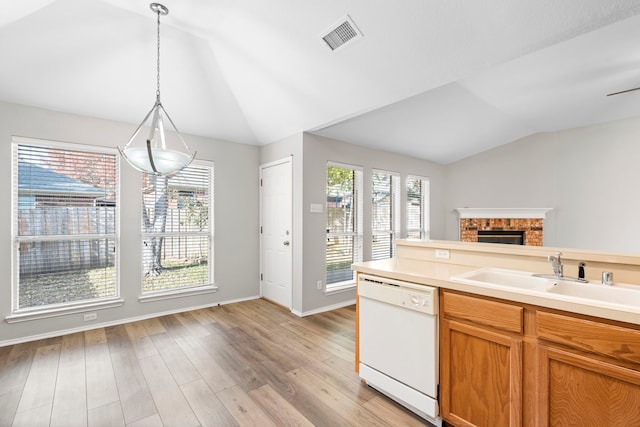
left=317, top=280, right=323, bottom=290
left=83, top=312, right=97, bottom=321
left=310, top=203, right=323, bottom=213
left=435, top=249, right=450, bottom=259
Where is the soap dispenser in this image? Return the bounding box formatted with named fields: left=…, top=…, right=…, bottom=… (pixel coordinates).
left=578, top=262, right=586, bottom=280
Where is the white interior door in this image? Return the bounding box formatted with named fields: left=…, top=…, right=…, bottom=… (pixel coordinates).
left=260, top=157, right=292, bottom=309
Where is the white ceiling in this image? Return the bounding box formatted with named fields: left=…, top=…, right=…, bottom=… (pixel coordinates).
left=2, top=0, right=640, bottom=164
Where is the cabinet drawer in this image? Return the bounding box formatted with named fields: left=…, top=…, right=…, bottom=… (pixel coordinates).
left=442, top=291, right=523, bottom=334
left=536, top=311, right=640, bottom=364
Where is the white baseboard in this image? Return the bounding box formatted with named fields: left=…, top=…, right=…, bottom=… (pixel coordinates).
left=0, top=295, right=260, bottom=348
left=291, top=298, right=356, bottom=317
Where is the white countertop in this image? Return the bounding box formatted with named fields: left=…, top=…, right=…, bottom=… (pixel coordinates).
left=353, top=258, right=640, bottom=326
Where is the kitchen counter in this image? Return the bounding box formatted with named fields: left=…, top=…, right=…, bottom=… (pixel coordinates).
left=353, top=240, right=640, bottom=326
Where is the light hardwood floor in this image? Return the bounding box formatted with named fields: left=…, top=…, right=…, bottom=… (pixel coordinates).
left=0, top=298, right=432, bottom=427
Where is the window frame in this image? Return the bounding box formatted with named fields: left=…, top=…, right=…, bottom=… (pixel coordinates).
left=138, top=159, right=217, bottom=302
left=8, top=136, right=123, bottom=322
left=406, top=175, right=430, bottom=240
left=371, top=169, right=401, bottom=260
left=325, top=161, right=363, bottom=292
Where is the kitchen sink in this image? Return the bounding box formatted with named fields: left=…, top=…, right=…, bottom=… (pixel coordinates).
left=546, top=281, right=640, bottom=306
left=452, top=268, right=556, bottom=292
left=452, top=267, right=640, bottom=309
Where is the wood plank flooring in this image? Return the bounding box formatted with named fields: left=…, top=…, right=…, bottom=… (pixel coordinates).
left=0, top=299, right=432, bottom=426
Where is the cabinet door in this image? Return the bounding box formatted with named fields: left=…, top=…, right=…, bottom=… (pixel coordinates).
left=441, top=319, right=523, bottom=427
left=537, top=345, right=640, bottom=426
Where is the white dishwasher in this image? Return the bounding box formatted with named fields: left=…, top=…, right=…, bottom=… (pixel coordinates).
left=358, top=273, right=441, bottom=426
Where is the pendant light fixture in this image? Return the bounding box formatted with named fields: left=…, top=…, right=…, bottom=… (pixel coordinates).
left=119, top=3, right=196, bottom=176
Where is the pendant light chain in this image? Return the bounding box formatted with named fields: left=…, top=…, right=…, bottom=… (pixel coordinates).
left=155, top=8, right=161, bottom=100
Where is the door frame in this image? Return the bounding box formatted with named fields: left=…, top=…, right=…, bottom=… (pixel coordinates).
left=259, top=156, right=293, bottom=308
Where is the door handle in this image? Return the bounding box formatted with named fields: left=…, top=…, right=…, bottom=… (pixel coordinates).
left=283, top=240, right=290, bottom=246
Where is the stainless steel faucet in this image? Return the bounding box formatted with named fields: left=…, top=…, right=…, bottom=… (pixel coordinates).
left=548, top=252, right=563, bottom=278
left=534, top=252, right=589, bottom=283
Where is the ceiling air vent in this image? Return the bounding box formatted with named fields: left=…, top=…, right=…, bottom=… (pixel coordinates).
left=322, top=15, right=363, bottom=51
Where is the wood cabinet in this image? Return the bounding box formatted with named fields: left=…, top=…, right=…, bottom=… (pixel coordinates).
left=536, top=311, right=640, bottom=426
left=440, top=289, right=640, bottom=427
left=440, top=291, right=523, bottom=427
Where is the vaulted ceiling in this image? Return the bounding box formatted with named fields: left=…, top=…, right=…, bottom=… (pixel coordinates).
left=2, top=0, right=640, bottom=164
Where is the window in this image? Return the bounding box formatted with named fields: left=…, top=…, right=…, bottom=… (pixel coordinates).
left=326, top=163, right=363, bottom=288
left=371, top=170, right=400, bottom=260
left=141, top=162, right=214, bottom=295
left=407, top=175, right=430, bottom=239
left=12, top=138, right=118, bottom=313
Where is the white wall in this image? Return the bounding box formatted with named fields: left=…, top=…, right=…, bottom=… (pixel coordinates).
left=445, top=115, right=640, bottom=253
left=0, top=101, right=260, bottom=344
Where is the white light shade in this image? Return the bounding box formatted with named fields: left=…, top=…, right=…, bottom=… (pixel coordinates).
left=120, top=146, right=193, bottom=176
left=119, top=101, right=196, bottom=176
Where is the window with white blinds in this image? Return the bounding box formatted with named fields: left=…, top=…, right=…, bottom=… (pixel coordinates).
left=371, top=170, right=400, bottom=260
left=12, top=139, right=118, bottom=312
left=407, top=175, right=430, bottom=239
left=141, top=162, right=213, bottom=294
left=326, top=163, right=363, bottom=287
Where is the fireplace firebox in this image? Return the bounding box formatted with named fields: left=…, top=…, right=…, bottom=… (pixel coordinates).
left=477, top=230, right=525, bottom=245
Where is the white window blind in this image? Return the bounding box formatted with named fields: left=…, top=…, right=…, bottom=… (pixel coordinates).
left=371, top=170, right=400, bottom=261
left=13, top=140, right=118, bottom=312
left=141, top=163, right=213, bottom=293
left=407, top=175, right=430, bottom=239
left=326, top=163, right=363, bottom=286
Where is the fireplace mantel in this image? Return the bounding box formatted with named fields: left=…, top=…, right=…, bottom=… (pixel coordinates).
left=455, top=208, right=552, bottom=219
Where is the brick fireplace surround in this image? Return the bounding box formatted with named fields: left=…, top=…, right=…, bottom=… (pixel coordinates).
left=460, top=218, right=543, bottom=246
left=456, top=208, right=551, bottom=247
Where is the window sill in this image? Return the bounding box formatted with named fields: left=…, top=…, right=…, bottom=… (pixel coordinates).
left=5, top=298, right=125, bottom=324
left=139, top=285, right=218, bottom=303
left=324, top=281, right=356, bottom=296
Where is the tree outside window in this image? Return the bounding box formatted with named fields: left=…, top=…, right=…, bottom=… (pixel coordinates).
left=141, top=163, right=213, bottom=293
